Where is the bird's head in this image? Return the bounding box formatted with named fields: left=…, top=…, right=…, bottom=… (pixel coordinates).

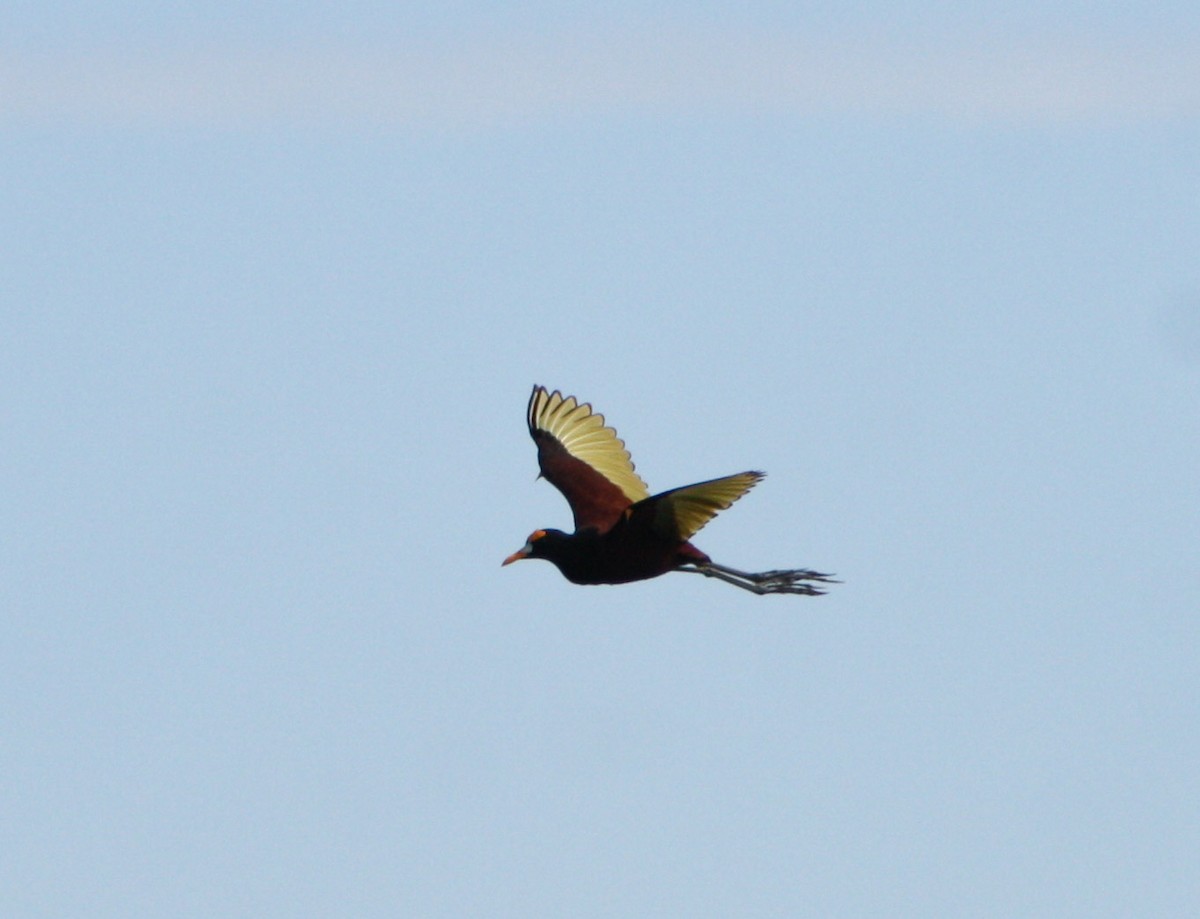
left=502, top=528, right=568, bottom=566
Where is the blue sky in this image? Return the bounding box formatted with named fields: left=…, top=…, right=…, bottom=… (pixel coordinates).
left=3, top=5, right=1198, bottom=917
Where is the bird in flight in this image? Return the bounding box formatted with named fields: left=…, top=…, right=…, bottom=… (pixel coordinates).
left=503, top=385, right=836, bottom=595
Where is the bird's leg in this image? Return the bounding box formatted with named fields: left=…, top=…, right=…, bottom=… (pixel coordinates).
left=678, top=562, right=839, bottom=596
left=679, top=565, right=780, bottom=595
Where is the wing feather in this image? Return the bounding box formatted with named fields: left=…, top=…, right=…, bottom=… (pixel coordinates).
left=527, top=385, right=651, bottom=532
left=647, top=471, right=764, bottom=542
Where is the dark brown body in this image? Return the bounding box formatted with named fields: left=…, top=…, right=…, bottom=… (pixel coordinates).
left=530, top=521, right=712, bottom=585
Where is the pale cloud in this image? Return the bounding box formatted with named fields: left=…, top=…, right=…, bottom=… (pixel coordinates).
left=2, top=30, right=1197, bottom=130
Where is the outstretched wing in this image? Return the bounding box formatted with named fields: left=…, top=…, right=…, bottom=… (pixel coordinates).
left=527, top=385, right=651, bottom=532
left=640, top=471, right=764, bottom=542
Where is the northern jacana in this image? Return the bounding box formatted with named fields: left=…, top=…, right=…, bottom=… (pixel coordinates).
left=503, top=385, right=836, bottom=596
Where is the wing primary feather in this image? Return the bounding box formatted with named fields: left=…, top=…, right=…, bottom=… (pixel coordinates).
left=526, top=385, right=651, bottom=521
left=651, top=471, right=765, bottom=541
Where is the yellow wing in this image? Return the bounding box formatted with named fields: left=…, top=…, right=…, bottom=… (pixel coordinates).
left=528, top=386, right=651, bottom=508
left=651, top=471, right=764, bottom=541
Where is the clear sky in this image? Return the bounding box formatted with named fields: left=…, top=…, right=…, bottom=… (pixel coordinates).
left=3, top=4, right=1198, bottom=917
